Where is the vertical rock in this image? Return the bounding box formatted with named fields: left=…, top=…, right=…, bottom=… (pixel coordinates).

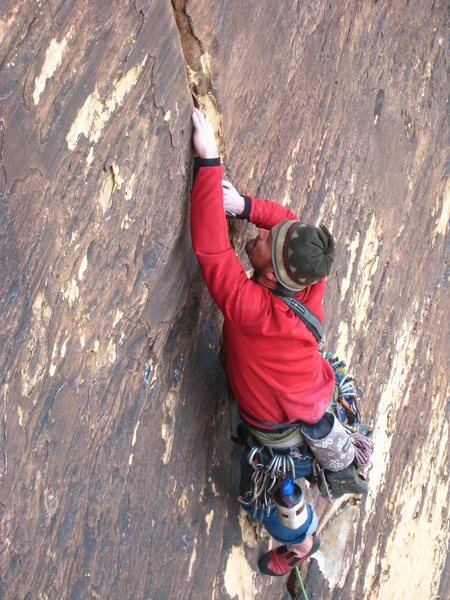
left=1, top=1, right=448, bottom=599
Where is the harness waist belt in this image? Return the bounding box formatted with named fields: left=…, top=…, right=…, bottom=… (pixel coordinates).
left=247, top=425, right=306, bottom=449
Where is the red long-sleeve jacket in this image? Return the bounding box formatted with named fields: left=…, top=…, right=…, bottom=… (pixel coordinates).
left=191, top=160, right=335, bottom=426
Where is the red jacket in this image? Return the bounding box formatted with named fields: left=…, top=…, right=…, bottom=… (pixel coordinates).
left=191, top=160, right=335, bottom=426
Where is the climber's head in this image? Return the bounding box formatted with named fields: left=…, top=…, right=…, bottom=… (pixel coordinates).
left=246, top=222, right=335, bottom=292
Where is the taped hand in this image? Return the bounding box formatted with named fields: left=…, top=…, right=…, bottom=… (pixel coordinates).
left=222, top=180, right=245, bottom=216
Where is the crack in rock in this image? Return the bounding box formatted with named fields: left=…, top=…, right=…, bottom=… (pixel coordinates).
left=171, top=0, right=224, bottom=153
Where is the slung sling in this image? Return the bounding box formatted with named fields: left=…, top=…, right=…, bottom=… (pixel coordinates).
left=279, top=296, right=324, bottom=345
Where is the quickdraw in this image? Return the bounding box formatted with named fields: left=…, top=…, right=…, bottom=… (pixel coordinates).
left=239, top=445, right=296, bottom=516
left=324, top=353, right=364, bottom=431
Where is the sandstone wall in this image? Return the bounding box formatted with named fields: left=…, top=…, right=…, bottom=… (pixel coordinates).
left=0, top=1, right=448, bottom=599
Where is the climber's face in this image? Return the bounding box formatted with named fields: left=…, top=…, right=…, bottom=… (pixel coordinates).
left=245, top=228, right=273, bottom=273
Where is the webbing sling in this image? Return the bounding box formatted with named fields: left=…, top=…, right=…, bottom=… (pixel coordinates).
left=280, top=296, right=324, bottom=344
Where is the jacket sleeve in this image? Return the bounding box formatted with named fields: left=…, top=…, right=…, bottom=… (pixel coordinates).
left=190, top=162, right=252, bottom=317
left=247, top=195, right=299, bottom=228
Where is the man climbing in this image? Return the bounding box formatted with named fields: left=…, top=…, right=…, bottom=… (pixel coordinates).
left=190, top=108, right=336, bottom=577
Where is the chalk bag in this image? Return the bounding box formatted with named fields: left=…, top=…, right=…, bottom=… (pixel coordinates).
left=301, top=413, right=355, bottom=472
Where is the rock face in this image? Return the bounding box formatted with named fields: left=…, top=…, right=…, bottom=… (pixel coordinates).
left=0, top=1, right=448, bottom=599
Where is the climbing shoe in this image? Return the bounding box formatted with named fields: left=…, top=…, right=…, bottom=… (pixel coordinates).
left=319, top=464, right=369, bottom=498
left=258, top=534, right=320, bottom=576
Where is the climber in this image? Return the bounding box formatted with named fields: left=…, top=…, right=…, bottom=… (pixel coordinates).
left=190, top=108, right=336, bottom=577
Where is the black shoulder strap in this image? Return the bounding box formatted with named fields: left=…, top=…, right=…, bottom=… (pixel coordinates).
left=280, top=296, right=324, bottom=344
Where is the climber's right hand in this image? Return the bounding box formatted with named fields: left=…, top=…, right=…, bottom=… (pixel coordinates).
left=222, top=180, right=245, bottom=216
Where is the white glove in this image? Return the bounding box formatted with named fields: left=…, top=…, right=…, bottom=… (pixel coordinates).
left=222, top=180, right=245, bottom=216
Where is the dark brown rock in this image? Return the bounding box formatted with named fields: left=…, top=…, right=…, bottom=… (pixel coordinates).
left=1, top=1, right=448, bottom=599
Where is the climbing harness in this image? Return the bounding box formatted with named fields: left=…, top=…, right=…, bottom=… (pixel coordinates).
left=238, top=351, right=374, bottom=511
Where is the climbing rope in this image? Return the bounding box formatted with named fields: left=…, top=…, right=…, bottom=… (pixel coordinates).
left=294, top=566, right=309, bottom=600
left=352, top=432, right=374, bottom=469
